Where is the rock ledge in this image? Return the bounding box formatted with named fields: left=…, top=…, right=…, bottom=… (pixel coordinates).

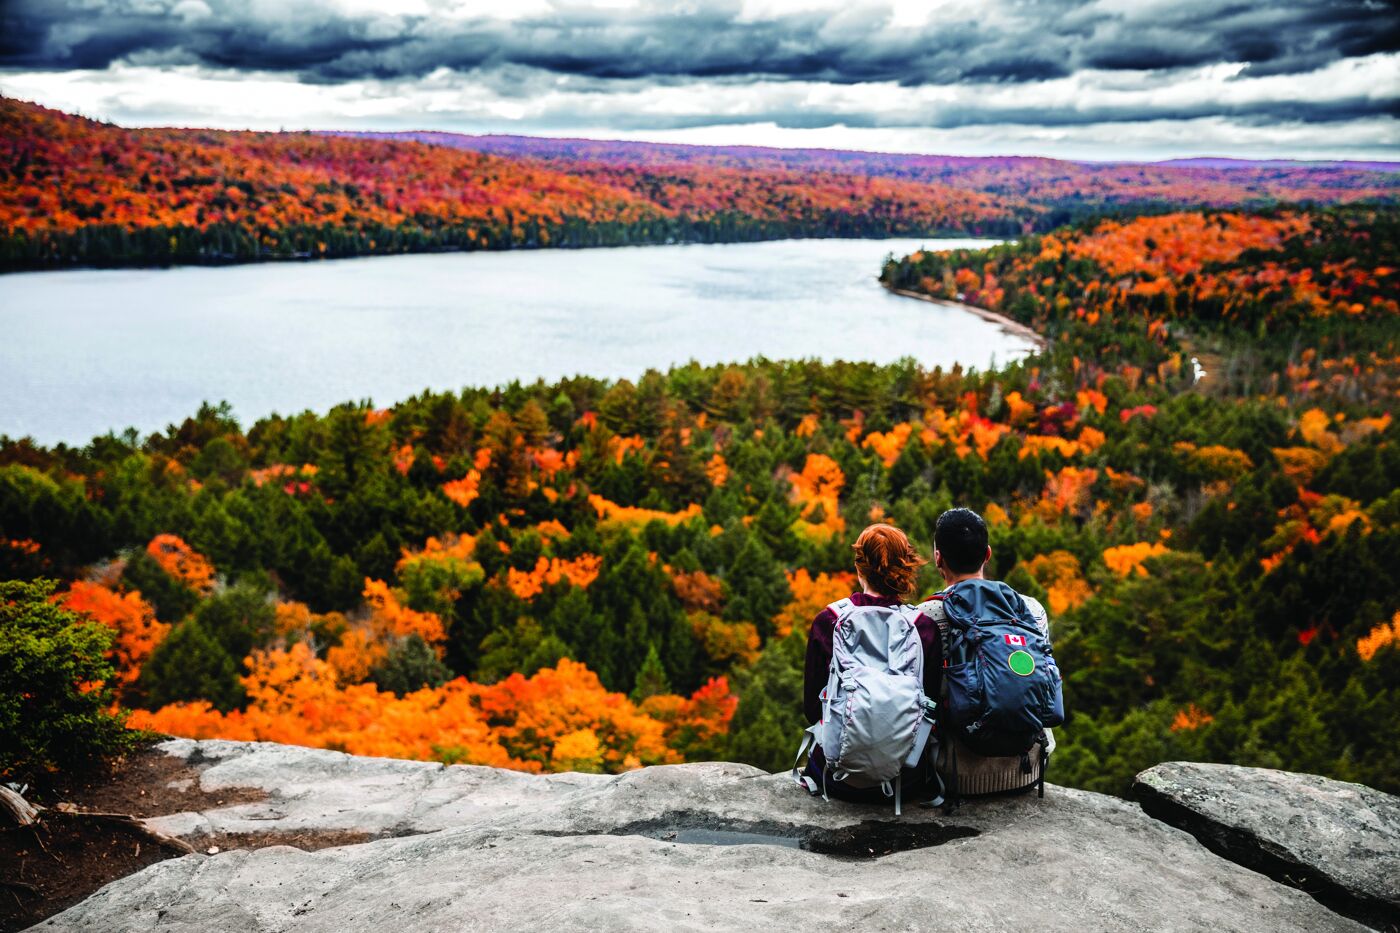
left=1136, top=761, right=1399, bottom=931
left=31, top=742, right=1377, bottom=932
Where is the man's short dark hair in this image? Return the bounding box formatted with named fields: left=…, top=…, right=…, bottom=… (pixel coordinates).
left=935, top=508, right=989, bottom=574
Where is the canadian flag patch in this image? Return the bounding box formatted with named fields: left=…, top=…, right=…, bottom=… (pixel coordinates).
left=1005, top=634, right=1027, bottom=646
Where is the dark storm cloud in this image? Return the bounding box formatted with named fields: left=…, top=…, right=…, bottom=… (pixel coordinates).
left=509, top=94, right=1397, bottom=132
left=2, top=0, right=1396, bottom=87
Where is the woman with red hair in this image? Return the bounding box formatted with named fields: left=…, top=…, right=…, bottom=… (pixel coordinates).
left=799, top=523, right=942, bottom=803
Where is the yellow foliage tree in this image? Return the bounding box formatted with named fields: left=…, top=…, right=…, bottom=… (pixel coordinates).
left=1023, top=551, right=1093, bottom=615
left=1357, top=612, right=1400, bottom=662
left=1103, top=542, right=1171, bottom=578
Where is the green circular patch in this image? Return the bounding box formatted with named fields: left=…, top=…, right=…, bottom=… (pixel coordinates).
left=1008, top=650, right=1036, bottom=677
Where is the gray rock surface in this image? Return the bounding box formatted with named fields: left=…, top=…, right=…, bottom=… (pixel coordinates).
left=146, top=738, right=608, bottom=839
left=33, top=741, right=1367, bottom=932
left=1136, top=761, right=1399, bottom=931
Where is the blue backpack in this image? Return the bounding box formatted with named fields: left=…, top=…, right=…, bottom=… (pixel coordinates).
left=937, top=579, right=1064, bottom=796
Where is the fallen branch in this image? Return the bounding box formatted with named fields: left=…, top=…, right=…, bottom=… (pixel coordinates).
left=0, top=786, right=40, bottom=827
left=0, top=787, right=194, bottom=856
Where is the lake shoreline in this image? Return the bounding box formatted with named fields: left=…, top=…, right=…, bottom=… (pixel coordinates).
left=0, top=230, right=1007, bottom=276
left=3, top=239, right=1031, bottom=445
left=883, top=283, right=1048, bottom=350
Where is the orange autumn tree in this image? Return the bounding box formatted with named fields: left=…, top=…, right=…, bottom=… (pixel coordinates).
left=788, top=454, right=846, bottom=540
left=920, top=394, right=1014, bottom=461
left=639, top=675, right=739, bottom=758
left=396, top=533, right=482, bottom=586
left=477, top=659, right=680, bottom=772
left=775, top=569, right=857, bottom=637
left=327, top=579, right=449, bottom=683
left=505, top=555, right=603, bottom=600
left=1357, top=612, right=1400, bottom=662
left=1296, top=407, right=1345, bottom=456
left=861, top=423, right=915, bottom=467
left=1019, top=435, right=1082, bottom=460
left=441, top=471, right=482, bottom=508
left=1254, top=492, right=1368, bottom=577
left=1170, top=704, right=1215, bottom=732
left=705, top=452, right=729, bottom=486
left=362, top=578, right=447, bottom=647
left=1102, top=542, right=1171, bottom=578
left=130, top=643, right=516, bottom=767
left=1271, top=446, right=1330, bottom=485
left=670, top=568, right=725, bottom=613
left=131, top=641, right=734, bottom=773
left=1037, top=466, right=1100, bottom=520
left=272, top=600, right=348, bottom=641
left=1022, top=551, right=1094, bottom=615
left=146, top=534, right=215, bottom=594
left=57, top=582, right=169, bottom=686
left=588, top=494, right=704, bottom=530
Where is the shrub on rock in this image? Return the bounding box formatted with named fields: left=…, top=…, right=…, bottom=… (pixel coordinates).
left=0, top=578, right=133, bottom=780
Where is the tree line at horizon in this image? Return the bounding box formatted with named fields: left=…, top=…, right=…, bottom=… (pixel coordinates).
left=2, top=95, right=1397, bottom=271
left=4, top=203, right=1398, bottom=795
left=364, top=129, right=1400, bottom=226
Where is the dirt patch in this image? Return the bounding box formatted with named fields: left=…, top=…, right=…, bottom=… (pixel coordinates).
left=2, top=741, right=374, bottom=932
left=2, top=810, right=173, bottom=932
left=1, top=821, right=382, bottom=933
left=32, top=740, right=267, bottom=817
left=201, top=827, right=377, bottom=852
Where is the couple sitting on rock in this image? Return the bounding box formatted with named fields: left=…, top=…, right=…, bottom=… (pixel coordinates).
left=795, top=508, right=1063, bottom=813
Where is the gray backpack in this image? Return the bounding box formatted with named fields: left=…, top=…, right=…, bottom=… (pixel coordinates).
left=792, top=598, right=938, bottom=815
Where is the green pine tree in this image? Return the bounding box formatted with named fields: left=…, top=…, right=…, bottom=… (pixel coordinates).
left=631, top=643, right=672, bottom=702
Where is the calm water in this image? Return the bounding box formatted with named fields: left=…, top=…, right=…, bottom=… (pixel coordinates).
left=0, top=238, right=1032, bottom=446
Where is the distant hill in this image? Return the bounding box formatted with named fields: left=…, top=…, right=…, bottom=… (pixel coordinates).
left=3, top=95, right=1396, bottom=270
left=331, top=129, right=1400, bottom=216
left=0, top=96, right=1021, bottom=270
left=1152, top=157, right=1400, bottom=172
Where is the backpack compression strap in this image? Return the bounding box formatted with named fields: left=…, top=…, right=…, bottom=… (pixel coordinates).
left=792, top=599, right=854, bottom=799
left=791, top=724, right=823, bottom=797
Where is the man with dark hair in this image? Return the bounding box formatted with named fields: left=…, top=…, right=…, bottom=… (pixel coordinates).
left=921, top=507, right=1056, bottom=798
left=933, top=507, right=990, bottom=578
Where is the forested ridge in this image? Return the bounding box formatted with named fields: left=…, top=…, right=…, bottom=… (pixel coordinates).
left=3, top=203, right=1396, bottom=795
left=347, top=129, right=1400, bottom=229
left=2, top=95, right=1396, bottom=271
left=0, top=96, right=1010, bottom=270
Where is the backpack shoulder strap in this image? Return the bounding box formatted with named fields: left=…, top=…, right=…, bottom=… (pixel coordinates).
left=828, top=597, right=856, bottom=621
left=825, top=598, right=857, bottom=661
left=1019, top=593, right=1051, bottom=638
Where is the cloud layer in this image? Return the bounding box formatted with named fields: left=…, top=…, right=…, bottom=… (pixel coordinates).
left=1, top=0, right=1397, bottom=158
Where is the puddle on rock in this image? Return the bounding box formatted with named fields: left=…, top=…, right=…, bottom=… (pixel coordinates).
left=586, top=812, right=978, bottom=860
left=672, top=828, right=802, bottom=849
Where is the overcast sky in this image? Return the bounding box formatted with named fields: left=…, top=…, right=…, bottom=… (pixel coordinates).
left=2, top=0, right=1397, bottom=161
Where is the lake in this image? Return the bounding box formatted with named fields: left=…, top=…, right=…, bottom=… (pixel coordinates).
left=0, top=238, right=1033, bottom=446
